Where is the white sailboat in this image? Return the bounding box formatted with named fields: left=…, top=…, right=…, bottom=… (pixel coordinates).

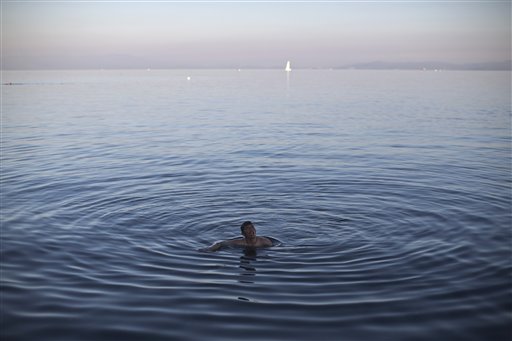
left=285, top=60, right=291, bottom=72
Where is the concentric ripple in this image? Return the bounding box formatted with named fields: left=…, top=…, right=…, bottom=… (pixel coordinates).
left=2, top=70, right=511, bottom=340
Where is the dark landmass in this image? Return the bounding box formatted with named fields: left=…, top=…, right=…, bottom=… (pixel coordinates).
left=338, top=60, right=511, bottom=71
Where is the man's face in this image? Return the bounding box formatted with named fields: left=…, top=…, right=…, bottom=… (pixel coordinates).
left=242, top=225, right=256, bottom=238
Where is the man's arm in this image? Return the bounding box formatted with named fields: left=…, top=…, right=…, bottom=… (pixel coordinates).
left=199, top=241, right=224, bottom=252
left=199, top=238, right=244, bottom=252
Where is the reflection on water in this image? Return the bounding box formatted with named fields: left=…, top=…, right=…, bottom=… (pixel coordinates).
left=239, top=248, right=258, bottom=284
left=238, top=248, right=258, bottom=301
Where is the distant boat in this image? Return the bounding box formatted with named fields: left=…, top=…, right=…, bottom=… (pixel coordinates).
left=285, top=61, right=291, bottom=72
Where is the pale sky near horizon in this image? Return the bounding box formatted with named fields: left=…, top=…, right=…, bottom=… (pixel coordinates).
left=2, top=1, right=511, bottom=69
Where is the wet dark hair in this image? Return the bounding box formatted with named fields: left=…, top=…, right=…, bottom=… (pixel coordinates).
left=240, top=221, right=253, bottom=234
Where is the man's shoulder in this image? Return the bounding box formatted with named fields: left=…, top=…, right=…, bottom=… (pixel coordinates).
left=225, top=238, right=245, bottom=246
left=257, top=236, right=273, bottom=246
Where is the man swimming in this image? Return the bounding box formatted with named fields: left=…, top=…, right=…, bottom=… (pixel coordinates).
left=200, top=221, right=273, bottom=252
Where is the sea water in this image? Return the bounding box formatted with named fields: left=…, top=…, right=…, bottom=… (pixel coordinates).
left=1, top=69, right=511, bottom=340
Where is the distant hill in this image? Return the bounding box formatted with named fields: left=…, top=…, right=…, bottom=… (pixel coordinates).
left=338, top=60, right=511, bottom=71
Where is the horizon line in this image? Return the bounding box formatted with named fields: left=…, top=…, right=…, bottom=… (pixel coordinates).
left=3, top=67, right=511, bottom=71
left=3, top=1, right=511, bottom=3
left=2, top=59, right=510, bottom=71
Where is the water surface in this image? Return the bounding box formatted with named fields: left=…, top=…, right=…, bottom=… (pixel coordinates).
left=1, top=69, right=511, bottom=340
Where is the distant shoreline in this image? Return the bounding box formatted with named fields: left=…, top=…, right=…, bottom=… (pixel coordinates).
left=2, top=67, right=511, bottom=72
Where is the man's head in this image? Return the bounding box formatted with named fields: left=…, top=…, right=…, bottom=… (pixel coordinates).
left=240, top=221, right=255, bottom=238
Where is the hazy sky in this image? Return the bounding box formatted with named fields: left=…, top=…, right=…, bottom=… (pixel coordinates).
left=2, top=1, right=511, bottom=69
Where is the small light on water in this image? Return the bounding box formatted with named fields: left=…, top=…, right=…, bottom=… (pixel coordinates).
left=187, top=76, right=191, bottom=80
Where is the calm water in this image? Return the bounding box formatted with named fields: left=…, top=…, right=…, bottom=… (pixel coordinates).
left=1, top=69, right=511, bottom=340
